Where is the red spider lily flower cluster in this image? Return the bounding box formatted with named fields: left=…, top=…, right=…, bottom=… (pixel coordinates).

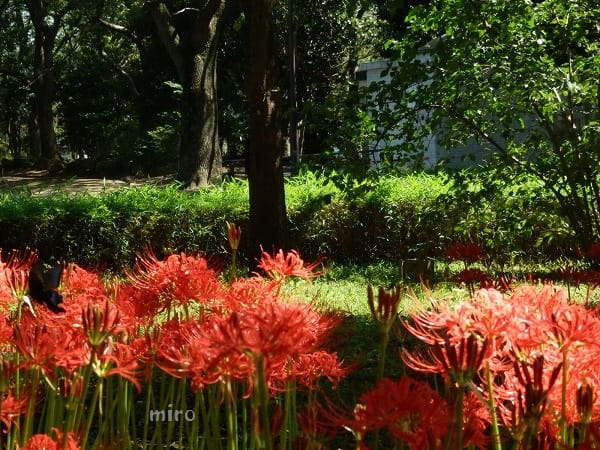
left=155, top=289, right=346, bottom=393
left=124, top=250, right=224, bottom=319
left=557, top=267, right=600, bottom=291
left=445, top=242, right=484, bottom=264
left=21, top=428, right=80, bottom=450
left=453, top=268, right=513, bottom=294
left=337, top=284, right=600, bottom=449
left=330, top=376, right=452, bottom=450
left=0, top=248, right=345, bottom=449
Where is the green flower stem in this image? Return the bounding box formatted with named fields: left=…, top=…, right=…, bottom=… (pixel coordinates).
left=141, top=368, right=154, bottom=450
left=81, top=377, right=103, bottom=449
left=176, top=378, right=187, bottom=449
left=444, top=384, right=465, bottom=450
left=164, top=375, right=177, bottom=446
left=189, top=389, right=202, bottom=450
left=22, top=368, right=40, bottom=444
left=66, top=353, right=96, bottom=435
left=376, top=328, right=390, bottom=382
left=255, top=355, right=272, bottom=450
left=224, top=379, right=238, bottom=450
left=485, top=362, right=502, bottom=450
left=121, top=379, right=133, bottom=449
left=281, top=379, right=298, bottom=450
left=230, top=249, right=238, bottom=283
left=198, top=387, right=210, bottom=450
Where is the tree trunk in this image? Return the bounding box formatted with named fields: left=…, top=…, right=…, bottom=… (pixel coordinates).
left=243, top=0, right=287, bottom=256
left=27, top=0, right=61, bottom=165
left=178, top=47, right=221, bottom=188
left=147, top=1, right=229, bottom=188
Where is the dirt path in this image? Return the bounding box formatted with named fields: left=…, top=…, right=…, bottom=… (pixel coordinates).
left=0, top=170, right=173, bottom=195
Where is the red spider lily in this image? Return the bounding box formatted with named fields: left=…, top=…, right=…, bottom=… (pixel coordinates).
left=446, top=242, right=484, bottom=264
left=269, top=350, right=348, bottom=391
left=157, top=301, right=342, bottom=395
left=584, top=243, right=600, bottom=262
left=338, top=376, right=451, bottom=450
left=0, top=268, right=29, bottom=311
left=0, top=249, right=37, bottom=311
left=82, top=300, right=122, bottom=347
left=21, top=428, right=80, bottom=450
left=479, top=275, right=513, bottom=293
left=402, top=293, right=497, bottom=345
left=126, top=250, right=223, bottom=313
left=403, top=334, right=490, bottom=387
left=113, top=284, right=159, bottom=326
left=13, top=313, right=90, bottom=376
left=457, top=392, right=491, bottom=450
left=227, top=221, right=242, bottom=251
left=557, top=268, right=600, bottom=289
left=0, top=249, right=37, bottom=271
left=98, top=340, right=143, bottom=392
left=257, top=249, right=323, bottom=282
left=207, top=301, right=331, bottom=367
left=0, top=390, right=28, bottom=430
left=577, top=382, right=594, bottom=424
left=509, top=354, right=563, bottom=441
left=61, top=264, right=108, bottom=304
left=222, top=276, right=279, bottom=312
left=367, top=284, right=402, bottom=329
left=13, top=314, right=65, bottom=375
left=0, top=314, right=14, bottom=350
left=576, top=270, right=600, bottom=290
left=453, top=268, right=490, bottom=292
left=156, top=317, right=253, bottom=391
left=548, top=303, right=600, bottom=351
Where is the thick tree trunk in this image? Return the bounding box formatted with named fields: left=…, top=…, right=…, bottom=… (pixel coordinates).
left=147, top=1, right=228, bottom=188
left=244, top=0, right=287, bottom=256
left=27, top=0, right=61, bottom=165
left=178, top=47, right=221, bottom=188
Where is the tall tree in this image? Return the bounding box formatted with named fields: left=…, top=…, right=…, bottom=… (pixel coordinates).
left=0, top=0, right=32, bottom=159
left=145, top=0, right=232, bottom=188
left=26, top=0, right=74, bottom=166
left=378, top=0, right=600, bottom=248
left=243, top=0, right=287, bottom=255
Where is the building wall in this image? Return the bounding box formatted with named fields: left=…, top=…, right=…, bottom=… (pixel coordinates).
left=356, top=59, right=495, bottom=170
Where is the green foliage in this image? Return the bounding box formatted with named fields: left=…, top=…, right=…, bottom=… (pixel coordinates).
left=0, top=171, right=571, bottom=270
left=0, top=181, right=248, bottom=269
left=376, top=0, right=600, bottom=248
left=295, top=173, right=451, bottom=262
left=443, top=169, right=573, bottom=265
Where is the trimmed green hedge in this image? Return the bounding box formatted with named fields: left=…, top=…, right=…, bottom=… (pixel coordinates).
left=0, top=172, right=569, bottom=270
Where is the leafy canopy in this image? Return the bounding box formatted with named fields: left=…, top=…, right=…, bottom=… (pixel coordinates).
left=377, top=0, right=600, bottom=246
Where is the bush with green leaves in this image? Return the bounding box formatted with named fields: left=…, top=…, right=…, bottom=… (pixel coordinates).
left=0, top=170, right=570, bottom=270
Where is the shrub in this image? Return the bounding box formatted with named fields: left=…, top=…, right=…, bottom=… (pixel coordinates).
left=0, top=170, right=570, bottom=270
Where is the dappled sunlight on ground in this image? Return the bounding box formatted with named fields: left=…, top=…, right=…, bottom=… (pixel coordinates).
left=0, top=170, right=173, bottom=195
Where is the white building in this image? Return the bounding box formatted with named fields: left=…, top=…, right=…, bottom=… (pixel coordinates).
left=355, top=58, right=494, bottom=170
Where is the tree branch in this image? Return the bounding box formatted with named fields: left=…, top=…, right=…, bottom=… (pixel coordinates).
left=101, top=50, right=141, bottom=98
left=98, top=18, right=141, bottom=44
left=145, top=1, right=184, bottom=79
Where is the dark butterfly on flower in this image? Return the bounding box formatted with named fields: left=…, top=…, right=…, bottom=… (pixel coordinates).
left=27, top=261, right=65, bottom=313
